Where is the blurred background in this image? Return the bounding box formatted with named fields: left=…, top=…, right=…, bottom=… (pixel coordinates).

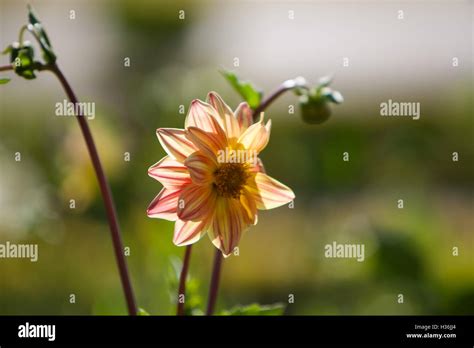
left=0, top=0, right=472, bottom=315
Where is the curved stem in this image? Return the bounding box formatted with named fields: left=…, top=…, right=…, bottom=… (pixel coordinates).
left=177, top=245, right=192, bottom=316
left=48, top=63, right=137, bottom=316
left=18, top=24, right=28, bottom=45
left=252, top=77, right=309, bottom=121
left=206, top=249, right=223, bottom=316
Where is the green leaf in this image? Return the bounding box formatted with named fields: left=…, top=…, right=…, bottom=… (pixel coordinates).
left=27, top=5, right=56, bottom=63
left=318, top=75, right=333, bottom=87
left=220, top=70, right=262, bottom=109
left=12, top=43, right=37, bottom=80
left=0, top=78, right=10, bottom=84
left=321, top=87, right=343, bottom=104
left=138, top=308, right=150, bottom=316
left=2, top=44, right=14, bottom=55
left=220, top=303, right=286, bottom=316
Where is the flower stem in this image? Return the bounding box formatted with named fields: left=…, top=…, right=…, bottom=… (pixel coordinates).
left=252, top=77, right=309, bottom=121
left=0, top=64, right=14, bottom=72
left=177, top=245, right=192, bottom=316
left=48, top=63, right=138, bottom=316
left=206, top=249, right=223, bottom=316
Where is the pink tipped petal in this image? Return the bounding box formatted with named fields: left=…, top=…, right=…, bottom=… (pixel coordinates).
left=208, top=198, right=247, bottom=257
left=157, top=128, right=197, bottom=162
left=248, top=157, right=267, bottom=174
left=185, top=99, right=225, bottom=133
left=173, top=219, right=208, bottom=246
left=207, top=92, right=240, bottom=139
left=247, top=172, right=295, bottom=210
left=177, top=184, right=217, bottom=222
left=186, top=126, right=227, bottom=159
left=147, top=187, right=181, bottom=221
left=237, top=119, right=270, bottom=154
left=148, top=156, right=191, bottom=188
left=235, top=102, right=253, bottom=132
left=184, top=151, right=217, bottom=184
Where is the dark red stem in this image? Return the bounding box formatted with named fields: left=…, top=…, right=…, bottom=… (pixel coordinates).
left=252, top=85, right=292, bottom=121
left=0, top=64, right=14, bottom=72
left=49, top=63, right=137, bottom=316
left=206, top=249, right=223, bottom=316
left=177, top=245, right=192, bottom=316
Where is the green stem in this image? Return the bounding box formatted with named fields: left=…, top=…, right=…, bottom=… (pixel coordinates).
left=18, top=25, right=28, bottom=45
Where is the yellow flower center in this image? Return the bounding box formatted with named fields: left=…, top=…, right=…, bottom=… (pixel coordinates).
left=213, top=163, right=249, bottom=198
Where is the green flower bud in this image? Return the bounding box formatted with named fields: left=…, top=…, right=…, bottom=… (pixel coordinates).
left=299, top=79, right=343, bottom=125
left=299, top=94, right=332, bottom=124
left=11, top=41, right=37, bottom=80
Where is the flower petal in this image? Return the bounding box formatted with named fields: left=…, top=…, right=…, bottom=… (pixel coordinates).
left=207, top=92, right=240, bottom=140
left=208, top=197, right=247, bottom=257
left=184, top=151, right=217, bottom=184
left=148, top=156, right=191, bottom=188
left=177, top=184, right=217, bottom=222
left=235, top=102, right=253, bottom=133
left=240, top=189, right=258, bottom=225
left=185, top=99, right=224, bottom=133
left=246, top=172, right=295, bottom=210
left=147, top=187, right=181, bottom=221
left=157, top=128, right=197, bottom=162
left=186, top=126, right=227, bottom=159
left=237, top=118, right=271, bottom=154
left=248, top=157, right=266, bottom=174
left=173, top=219, right=208, bottom=246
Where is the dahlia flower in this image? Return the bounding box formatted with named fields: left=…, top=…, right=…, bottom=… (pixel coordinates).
left=147, top=92, right=295, bottom=257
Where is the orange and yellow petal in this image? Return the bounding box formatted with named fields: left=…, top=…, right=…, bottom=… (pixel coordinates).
left=177, top=184, right=217, bottom=222
left=208, top=197, right=248, bottom=257
left=207, top=92, right=240, bottom=140
left=148, top=156, right=191, bottom=188
left=237, top=118, right=271, bottom=154
left=185, top=99, right=224, bottom=133
left=234, top=102, right=253, bottom=133
left=147, top=187, right=181, bottom=221
left=184, top=151, right=217, bottom=185
left=240, top=189, right=258, bottom=225
left=247, top=157, right=267, bottom=174
left=186, top=126, right=227, bottom=159
left=246, top=172, right=295, bottom=210
left=173, top=219, right=209, bottom=246
left=157, top=128, right=197, bottom=162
